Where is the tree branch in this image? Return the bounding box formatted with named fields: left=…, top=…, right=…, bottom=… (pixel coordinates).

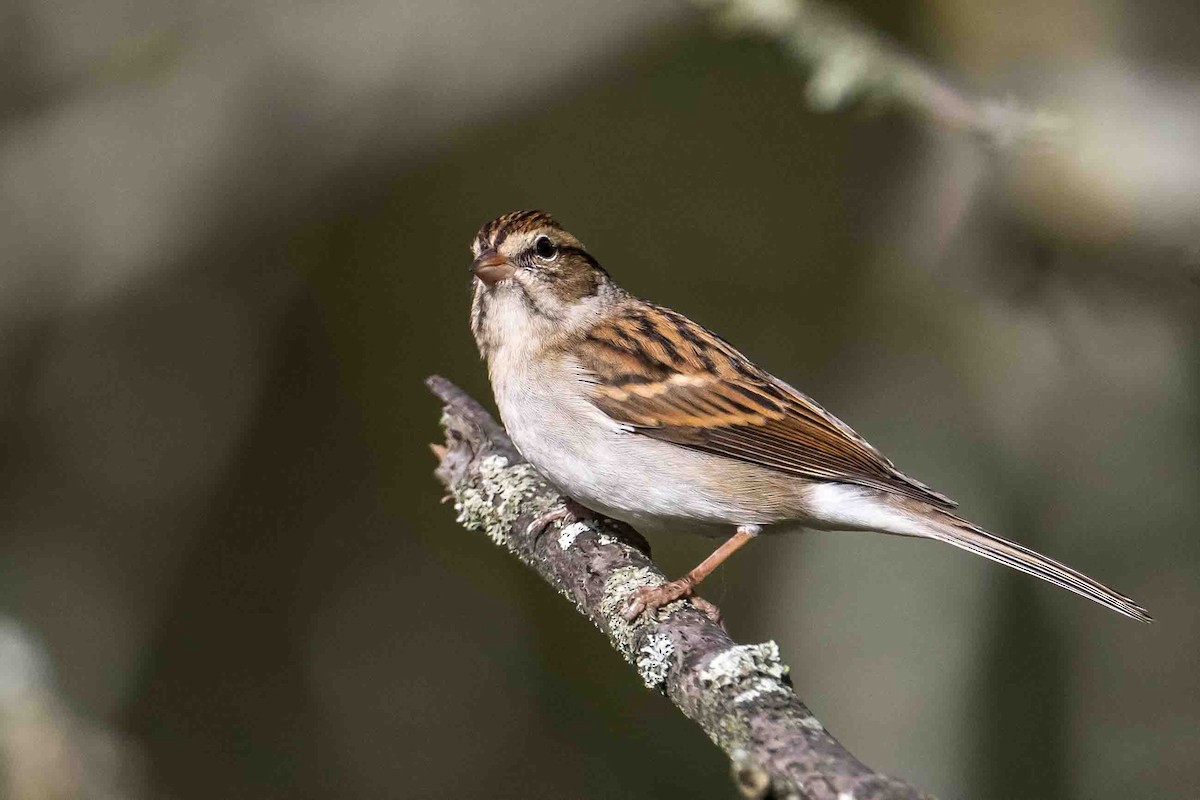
left=427, top=375, right=932, bottom=800
left=696, top=0, right=1067, bottom=147
left=0, top=617, right=144, bottom=800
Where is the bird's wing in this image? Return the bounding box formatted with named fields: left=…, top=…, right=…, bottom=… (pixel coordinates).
left=576, top=302, right=956, bottom=509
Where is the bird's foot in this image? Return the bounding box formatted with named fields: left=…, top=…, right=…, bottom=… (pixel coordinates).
left=622, top=578, right=721, bottom=624
left=690, top=595, right=722, bottom=624
left=527, top=499, right=593, bottom=542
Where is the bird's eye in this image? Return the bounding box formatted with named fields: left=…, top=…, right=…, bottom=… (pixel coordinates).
left=533, top=236, right=558, bottom=260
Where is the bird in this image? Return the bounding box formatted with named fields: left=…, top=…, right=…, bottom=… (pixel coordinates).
left=466, top=209, right=1151, bottom=624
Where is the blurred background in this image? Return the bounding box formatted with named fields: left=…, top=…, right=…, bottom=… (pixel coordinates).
left=1, top=0, right=1198, bottom=798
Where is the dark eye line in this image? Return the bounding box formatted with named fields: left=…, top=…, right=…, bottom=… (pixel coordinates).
left=556, top=245, right=604, bottom=273
left=516, top=241, right=603, bottom=281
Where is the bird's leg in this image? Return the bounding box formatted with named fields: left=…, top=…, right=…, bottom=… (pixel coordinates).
left=623, top=524, right=761, bottom=623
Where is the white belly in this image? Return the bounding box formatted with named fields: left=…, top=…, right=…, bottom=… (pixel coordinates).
left=490, top=354, right=795, bottom=537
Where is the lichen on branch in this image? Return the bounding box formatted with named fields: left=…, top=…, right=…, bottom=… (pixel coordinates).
left=427, top=375, right=933, bottom=800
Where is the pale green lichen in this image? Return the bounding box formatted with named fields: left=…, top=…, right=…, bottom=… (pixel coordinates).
left=452, top=455, right=546, bottom=547
left=700, top=641, right=790, bottom=691
left=557, top=521, right=588, bottom=550
left=635, top=632, right=674, bottom=691
left=599, top=566, right=661, bottom=658
left=732, top=676, right=792, bottom=706
left=798, top=715, right=825, bottom=731
left=699, top=641, right=800, bottom=754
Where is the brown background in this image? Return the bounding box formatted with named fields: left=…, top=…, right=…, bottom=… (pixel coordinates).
left=1, top=1, right=1198, bottom=798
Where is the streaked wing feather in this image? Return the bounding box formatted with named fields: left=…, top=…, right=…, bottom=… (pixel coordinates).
left=579, top=302, right=956, bottom=509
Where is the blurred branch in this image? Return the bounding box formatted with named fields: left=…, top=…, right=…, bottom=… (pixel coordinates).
left=427, top=376, right=931, bottom=800
left=0, top=617, right=143, bottom=800
left=697, top=0, right=1067, bottom=146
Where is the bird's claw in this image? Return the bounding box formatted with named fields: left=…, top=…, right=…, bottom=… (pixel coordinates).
left=527, top=499, right=594, bottom=542
left=622, top=578, right=721, bottom=624
left=689, top=595, right=722, bottom=624
left=527, top=506, right=574, bottom=540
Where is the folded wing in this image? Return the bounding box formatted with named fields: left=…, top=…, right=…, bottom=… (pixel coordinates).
left=577, top=302, right=956, bottom=509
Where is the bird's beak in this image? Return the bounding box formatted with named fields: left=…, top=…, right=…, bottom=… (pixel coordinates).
left=472, top=251, right=516, bottom=285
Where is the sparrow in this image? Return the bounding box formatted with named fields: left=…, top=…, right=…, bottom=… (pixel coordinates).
left=467, top=209, right=1151, bottom=624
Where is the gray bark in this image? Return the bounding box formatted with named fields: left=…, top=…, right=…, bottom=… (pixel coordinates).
left=427, top=376, right=932, bottom=800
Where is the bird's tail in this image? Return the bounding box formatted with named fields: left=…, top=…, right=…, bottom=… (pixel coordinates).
left=917, top=507, right=1152, bottom=623
left=806, top=483, right=1152, bottom=621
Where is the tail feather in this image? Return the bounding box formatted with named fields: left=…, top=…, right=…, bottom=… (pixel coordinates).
left=804, top=483, right=1152, bottom=622
left=927, top=512, right=1152, bottom=623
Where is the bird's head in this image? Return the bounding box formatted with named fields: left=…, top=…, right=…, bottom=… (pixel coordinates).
left=469, top=210, right=614, bottom=357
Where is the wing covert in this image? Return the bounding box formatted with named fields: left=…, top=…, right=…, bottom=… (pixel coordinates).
left=577, top=303, right=956, bottom=509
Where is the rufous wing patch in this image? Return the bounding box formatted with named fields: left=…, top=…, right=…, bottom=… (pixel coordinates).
left=580, top=301, right=957, bottom=509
